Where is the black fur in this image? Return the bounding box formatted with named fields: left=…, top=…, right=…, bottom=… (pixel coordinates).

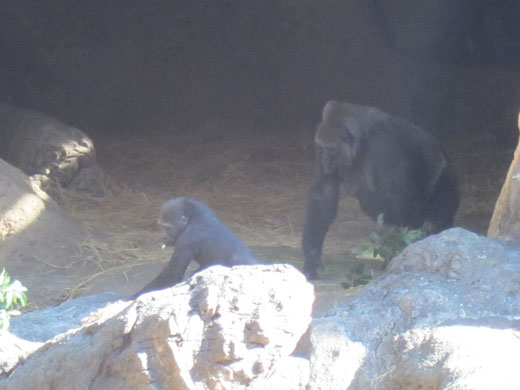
left=134, top=197, right=257, bottom=296
left=302, top=101, right=459, bottom=279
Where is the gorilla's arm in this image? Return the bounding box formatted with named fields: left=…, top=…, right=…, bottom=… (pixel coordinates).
left=302, top=173, right=340, bottom=279
left=133, top=247, right=194, bottom=297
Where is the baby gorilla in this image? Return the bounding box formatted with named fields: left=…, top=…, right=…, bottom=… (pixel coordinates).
left=134, top=197, right=258, bottom=296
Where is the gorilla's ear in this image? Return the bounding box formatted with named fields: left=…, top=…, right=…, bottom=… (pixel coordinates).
left=182, top=198, right=198, bottom=221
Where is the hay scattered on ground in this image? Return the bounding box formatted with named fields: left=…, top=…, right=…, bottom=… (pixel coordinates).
left=60, top=180, right=168, bottom=296
left=58, top=126, right=508, bottom=295
left=59, top=129, right=316, bottom=293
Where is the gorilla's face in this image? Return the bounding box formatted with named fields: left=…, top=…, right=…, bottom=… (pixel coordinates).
left=158, top=199, right=189, bottom=246
left=316, top=120, right=358, bottom=175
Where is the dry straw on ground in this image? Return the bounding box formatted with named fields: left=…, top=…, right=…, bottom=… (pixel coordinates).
left=60, top=179, right=167, bottom=297
left=59, top=130, right=314, bottom=295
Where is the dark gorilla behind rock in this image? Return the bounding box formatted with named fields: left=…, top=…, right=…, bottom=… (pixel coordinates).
left=134, top=197, right=258, bottom=296
left=302, top=101, right=459, bottom=279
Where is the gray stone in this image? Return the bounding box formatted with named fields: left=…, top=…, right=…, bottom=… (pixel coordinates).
left=0, top=332, right=41, bottom=376
left=9, top=292, right=125, bottom=343
left=308, top=228, right=520, bottom=390
left=1, top=264, right=314, bottom=390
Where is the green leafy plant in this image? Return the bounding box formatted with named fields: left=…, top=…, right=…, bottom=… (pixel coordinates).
left=359, top=214, right=430, bottom=266
left=340, top=263, right=374, bottom=289
left=342, top=215, right=429, bottom=289
left=0, top=268, right=28, bottom=330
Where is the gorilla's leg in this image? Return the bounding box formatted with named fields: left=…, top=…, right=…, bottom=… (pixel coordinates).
left=425, top=165, right=460, bottom=231
left=361, top=130, right=430, bottom=228
left=375, top=165, right=429, bottom=228
left=302, top=174, right=340, bottom=279
left=385, top=188, right=428, bottom=228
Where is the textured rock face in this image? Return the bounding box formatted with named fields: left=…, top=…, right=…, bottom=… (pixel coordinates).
left=0, top=103, right=105, bottom=198
left=0, top=332, right=41, bottom=376
left=0, top=158, right=93, bottom=307
left=1, top=264, right=314, bottom=390
left=308, top=228, right=520, bottom=390
left=5, top=229, right=519, bottom=389
left=488, top=112, right=520, bottom=243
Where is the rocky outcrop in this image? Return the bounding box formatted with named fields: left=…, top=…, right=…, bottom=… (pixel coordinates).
left=488, top=112, right=520, bottom=243
left=0, top=103, right=105, bottom=198
left=307, top=228, right=520, bottom=390
left=1, top=264, right=314, bottom=390
left=0, top=158, right=95, bottom=307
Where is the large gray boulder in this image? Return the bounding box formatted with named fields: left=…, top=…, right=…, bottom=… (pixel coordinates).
left=1, top=264, right=314, bottom=390
left=307, top=228, right=520, bottom=390
left=1, top=292, right=124, bottom=375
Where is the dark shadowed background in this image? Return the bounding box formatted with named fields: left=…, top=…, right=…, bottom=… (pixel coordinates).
left=1, top=0, right=519, bottom=139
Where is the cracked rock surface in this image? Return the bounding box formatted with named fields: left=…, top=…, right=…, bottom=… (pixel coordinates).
left=307, top=228, right=520, bottom=390
left=1, top=264, right=313, bottom=390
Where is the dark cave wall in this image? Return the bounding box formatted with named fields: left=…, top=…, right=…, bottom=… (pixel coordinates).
left=0, top=0, right=519, bottom=141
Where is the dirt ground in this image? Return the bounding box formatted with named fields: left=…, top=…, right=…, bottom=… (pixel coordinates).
left=41, top=118, right=508, bottom=305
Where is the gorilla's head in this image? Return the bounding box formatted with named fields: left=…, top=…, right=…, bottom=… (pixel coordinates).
left=314, top=101, right=363, bottom=175
left=314, top=100, right=389, bottom=175
left=157, top=198, right=191, bottom=246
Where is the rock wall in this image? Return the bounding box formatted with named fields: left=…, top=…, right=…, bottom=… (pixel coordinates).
left=488, top=112, right=520, bottom=243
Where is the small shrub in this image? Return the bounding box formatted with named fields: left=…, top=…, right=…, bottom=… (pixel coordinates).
left=340, top=263, right=374, bottom=289
left=0, top=268, right=28, bottom=330
left=342, top=214, right=430, bottom=289
left=356, top=214, right=430, bottom=266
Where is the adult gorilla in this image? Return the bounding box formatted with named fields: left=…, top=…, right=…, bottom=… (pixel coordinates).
left=302, top=101, right=459, bottom=279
